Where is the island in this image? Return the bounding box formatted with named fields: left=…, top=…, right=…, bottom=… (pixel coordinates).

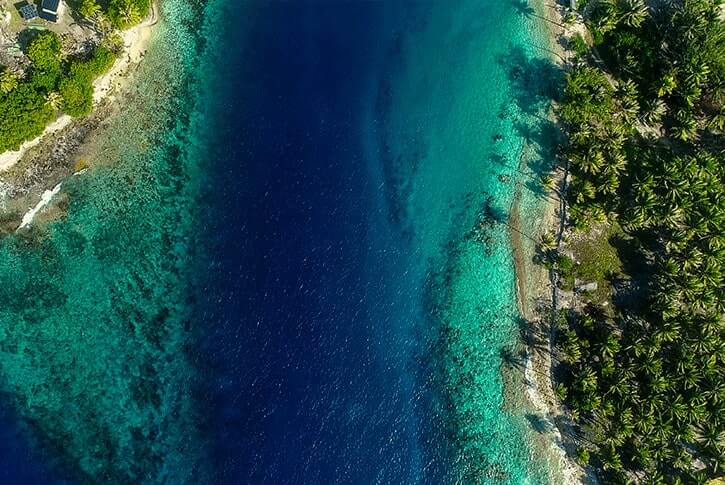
left=533, top=0, right=724, bottom=481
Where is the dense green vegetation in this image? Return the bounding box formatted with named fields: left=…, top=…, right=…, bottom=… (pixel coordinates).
left=547, top=0, right=725, bottom=482
left=0, top=32, right=118, bottom=153
left=61, top=46, right=117, bottom=116
left=0, top=82, right=55, bottom=154
left=0, top=0, right=144, bottom=155
left=78, top=0, right=150, bottom=29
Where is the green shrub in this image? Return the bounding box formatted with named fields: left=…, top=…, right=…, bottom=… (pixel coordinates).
left=59, top=77, right=93, bottom=117
left=0, top=69, right=19, bottom=94
left=569, top=33, right=588, bottom=58
left=27, top=31, right=62, bottom=74
left=60, top=46, right=118, bottom=117
left=557, top=254, right=574, bottom=273
left=576, top=447, right=591, bottom=465
left=78, top=0, right=102, bottom=19
left=557, top=254, right=576, bottom=289
left=0, top=84, right=55, bottom=152
left=0, top=42, right=118, bottom=151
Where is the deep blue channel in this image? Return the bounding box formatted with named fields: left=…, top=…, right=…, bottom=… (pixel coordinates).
left=196, top=3, right=447, bottom=484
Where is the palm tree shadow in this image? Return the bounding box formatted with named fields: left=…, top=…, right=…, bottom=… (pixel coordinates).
left=518, top=316, right=551, bottom=354
left=510, top=0, right=566, bottom=27
left=496, top=45, right=565, bottom=193
left=501, top=346, right=527, bottom=372
left=501, top=46, right=564, bottom=118
left=526, top=413, right=554, bottom=434
left=511, top=0, right=536, bottom=16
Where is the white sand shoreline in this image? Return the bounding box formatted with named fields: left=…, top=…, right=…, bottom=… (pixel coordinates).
left=0, top=2, right=159, bottom=172
left=513, top=1, right=597, bottom=484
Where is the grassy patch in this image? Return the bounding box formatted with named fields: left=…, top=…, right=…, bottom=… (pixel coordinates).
left=566, top=222, right=625, bottom=304
left=556, top=253, right=576, bottom=291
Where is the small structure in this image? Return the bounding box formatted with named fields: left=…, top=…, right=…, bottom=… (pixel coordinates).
left=39, top=0, right=59, bottom=22
left=17, top=1, right=39, bottom=20
left=575, top=281, right=598, bottom=294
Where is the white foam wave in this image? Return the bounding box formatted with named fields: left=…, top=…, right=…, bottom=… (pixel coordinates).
left=17, top=183, right=63, bottom=230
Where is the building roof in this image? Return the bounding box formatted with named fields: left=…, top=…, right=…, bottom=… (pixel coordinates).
left=41, top=0, right=59, bottom=14
left=18, top=3, right=38, bottom=19
left=39, top=10, right=57, bottom=21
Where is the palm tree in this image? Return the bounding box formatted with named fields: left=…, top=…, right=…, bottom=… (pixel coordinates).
left=592, top=0, right=620, bottom=33
left=671, top=110, right=698, bottom=141
left=622, top=204, right=650, bottom=228
left=599, top=444, right=624, bottom=472
left=79, top=0, right=102, bottom=20
left=706, top=233, right=724, bottom=251
left=120, top=2, right=141, bottom=26
left=707, top=108, right=725, bottom=131
left=574, top=179, right=596, bottom=204
left=684, top=63, right=710, bottom=90
left=618, top=79, right=641, bottom=119
left=576, top=149, right=605, bottom=175
left=641, top=355, right=663, bottom=377
left=680, top=367, right=700, bottom=390
left=607, top=373, right=631, bottom=397
left=617, top=0, right=648, bottom=27
left=699, top=313, right=723, bottom=335
left=541, top=174, right=555, bottom=191
left=650, top=375, right=669, bottom=393
left=586, top=205, right=608, bottom=224
left=680, top=83, right=702, bottom=109
left=598, top=172, right=620, bottom=195
left=661, top=176, right=689, bottom=205
left=634, top=444, right=655, bottom=469
left=539, top=232, right=557, bottom=252
left=667, top=396, right=688, bottom=422
left=684, top=397, right=707, bottom=424
left=575, top=366, right=598, bottom=394
left=641, top=99, right=667, bottom=126
left=570, top=125, right=593, bottom=146
left=634, top=407, right=656, bottom=435
left=601, top=357, right=616, bottom=377
left=657, top=71, right=677, bottom=98
left=671, top=447, right=693, bottom=473
left=697, top=423, right=724, bottom=450
left=0, top=69, right=18, bottom=94
left=600, top=334, right=621, bottom=358
left=652, top=320, right=681, bottom=343
left=45, top=91, right=62, bottom=111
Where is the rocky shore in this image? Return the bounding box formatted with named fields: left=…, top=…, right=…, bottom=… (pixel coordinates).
left=0, top=2, right=159, bottom=235
left=508, top=0, right=598, bottom=483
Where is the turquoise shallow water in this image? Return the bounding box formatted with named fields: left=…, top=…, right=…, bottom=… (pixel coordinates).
left=0, top=1, right=210, bottom=480
left=373, top=2, right=557, bottom=482
left=0, top=0, right=559, bottom=483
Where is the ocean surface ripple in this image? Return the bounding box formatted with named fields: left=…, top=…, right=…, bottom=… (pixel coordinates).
left=0, top=1, right=558, bottom=483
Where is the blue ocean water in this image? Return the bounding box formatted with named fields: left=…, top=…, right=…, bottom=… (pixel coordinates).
left=195, top=4, right=443, bottom=483
left=0, top=0, right=558, bottom=483
left=194, top=1, right=554, bottom=483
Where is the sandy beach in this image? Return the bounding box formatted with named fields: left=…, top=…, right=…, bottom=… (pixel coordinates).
left=509, top=1, right=595, bottom=484
left=0, top=3, right=160, bottom=232
left=0, top=2, right=159, bottom=173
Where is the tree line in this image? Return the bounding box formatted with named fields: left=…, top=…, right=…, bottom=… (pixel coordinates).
left=0, top=32, right=118, bottom=153
left=544, top=0, right=724, bottom=482
left=77, top=0, right=151, bottom=30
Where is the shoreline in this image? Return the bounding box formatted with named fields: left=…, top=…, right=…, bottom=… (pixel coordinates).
left=0, top=3, right=158, bottom=172
left=509, top=0, right=595, bottom=483
left=0, top=2, right=160, bottom=231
